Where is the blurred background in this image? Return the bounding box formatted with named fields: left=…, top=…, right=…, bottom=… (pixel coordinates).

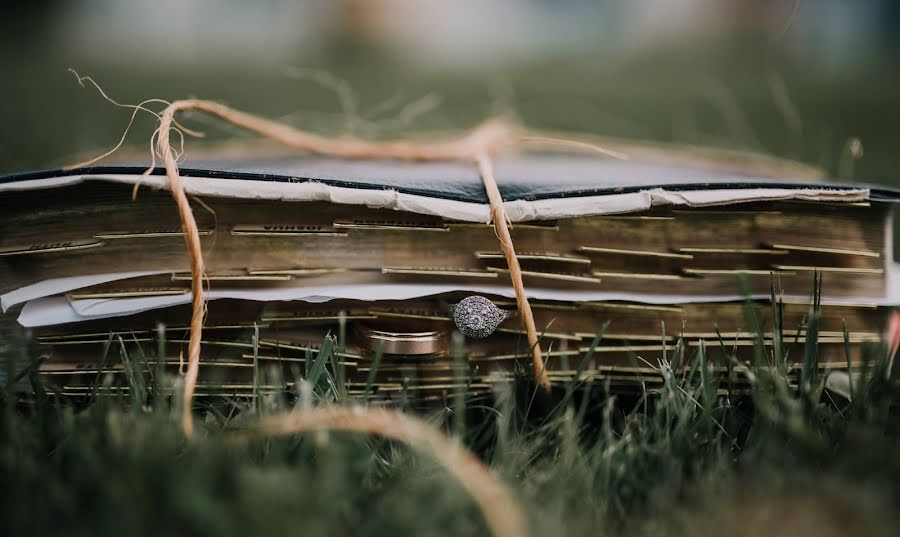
left=1, top=0, right=898, bottom=183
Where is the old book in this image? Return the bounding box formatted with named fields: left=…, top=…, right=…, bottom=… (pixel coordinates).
left=2, top=151, right=897, bottom=397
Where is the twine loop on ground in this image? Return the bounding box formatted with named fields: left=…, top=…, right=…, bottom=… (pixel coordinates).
left=237, top=406, right=528, bottom=537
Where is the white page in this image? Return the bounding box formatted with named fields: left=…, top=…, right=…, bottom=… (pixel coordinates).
left=22, top=275, right=900, bottom=328
left=1, top=270, right=173, bottom=312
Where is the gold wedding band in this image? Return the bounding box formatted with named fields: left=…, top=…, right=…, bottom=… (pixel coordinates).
left=356, top=326, right=447, bottom=356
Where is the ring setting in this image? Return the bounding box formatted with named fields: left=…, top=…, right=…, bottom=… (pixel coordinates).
left=452, top=295, right=515, bottom=339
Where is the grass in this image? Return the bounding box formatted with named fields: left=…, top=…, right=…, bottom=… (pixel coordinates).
left=2, top=283, right=900, bottom=536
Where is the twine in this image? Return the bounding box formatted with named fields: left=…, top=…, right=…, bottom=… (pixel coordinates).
left=153, top=101, right=553, bottom=437
left=63, top=73, right=635, bottom=537
left=237, top=406, right=528, bottom=537
left=66, top=72, right=628, bottom=436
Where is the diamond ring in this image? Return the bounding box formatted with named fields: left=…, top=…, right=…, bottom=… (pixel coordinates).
left=451, top=295, right=516, bottom=339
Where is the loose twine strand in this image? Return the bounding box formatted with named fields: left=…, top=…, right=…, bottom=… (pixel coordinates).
left=235, top=406, right=527, bottom=537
